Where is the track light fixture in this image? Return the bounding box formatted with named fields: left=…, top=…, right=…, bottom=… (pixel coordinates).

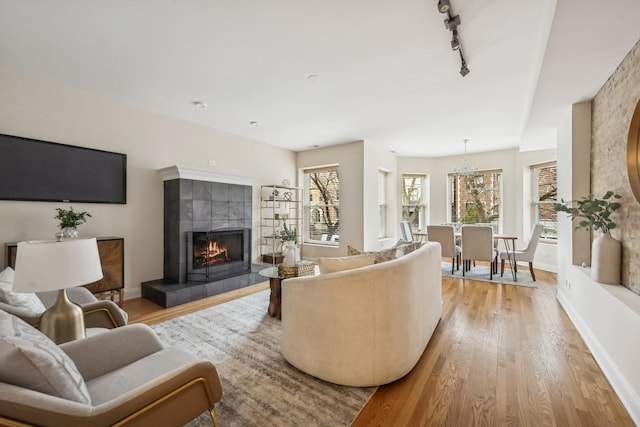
left=437, top=0, right=450, bottom=13
left=436, top=0, right=470, bottom=77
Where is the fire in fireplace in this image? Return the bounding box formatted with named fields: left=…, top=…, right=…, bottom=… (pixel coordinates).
left=187, top=228, right=251, bottom=282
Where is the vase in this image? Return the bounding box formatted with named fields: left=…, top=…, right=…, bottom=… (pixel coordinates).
left=282, top=242, right=296, bottom=267
left=591, top=231, right=621, bottom=285
left=62, top=227, right=78, bottom=239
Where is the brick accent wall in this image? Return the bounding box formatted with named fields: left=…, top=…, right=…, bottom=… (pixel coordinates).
left=592, top=39, right=640, bottom=295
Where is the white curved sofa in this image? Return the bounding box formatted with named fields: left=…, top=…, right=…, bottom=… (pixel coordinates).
left=280, top=242, right=442, bottom=387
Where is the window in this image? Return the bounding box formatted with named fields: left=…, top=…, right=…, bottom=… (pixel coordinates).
left=402, top=174, right=427, bottom=232
left=304, top=166, right=340, bottom=244
left=378, top=170, right=388, bottom=238
left=448, top=170, right=502, bottom=230
left=531, top=162, right=557, bottom=239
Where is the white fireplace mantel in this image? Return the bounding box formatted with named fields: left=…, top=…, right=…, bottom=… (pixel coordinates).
left=158, top=165, right=255, bottom=186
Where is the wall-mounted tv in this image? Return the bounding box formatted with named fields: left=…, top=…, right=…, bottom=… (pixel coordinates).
left=0, top=133, right=127, bottom=204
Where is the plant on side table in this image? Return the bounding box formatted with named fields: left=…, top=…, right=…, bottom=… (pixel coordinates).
left=279, top=221, right=299, bottom=266
left=554, top=191, right=622, bottom=284
left=54, top=207, right=92, bottom=239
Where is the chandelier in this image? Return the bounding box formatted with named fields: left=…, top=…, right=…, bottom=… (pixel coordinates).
left=453, top=139, right=478, bottom=176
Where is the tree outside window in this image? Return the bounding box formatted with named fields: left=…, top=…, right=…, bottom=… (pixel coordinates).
left=402, top=174, right=427, bottom=232
left=449, top=170, right=502, bottom=229
left=532, top=162, right=557, bottom=239
left=304, top=167, right=339, bottom=243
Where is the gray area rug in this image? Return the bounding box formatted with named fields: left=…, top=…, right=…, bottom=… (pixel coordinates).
left=441, top=262, right=537, bottom=288
left=151, top=290, right=375, bottom=426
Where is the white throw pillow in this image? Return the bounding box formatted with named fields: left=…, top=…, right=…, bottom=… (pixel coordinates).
left=0, top=310, right=92, bottom=404
left=317, top=253, right=377, bottom=274
left=0, top=267, right=46, bottom=314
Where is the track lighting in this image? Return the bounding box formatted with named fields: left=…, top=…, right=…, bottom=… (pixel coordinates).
left=437, top=0, right=450, bottom=13
left=460, top=61, right=470, bottom=77
left=451, top=30, right=460, bottom=50
left=437, top=0, right=470, bottom=77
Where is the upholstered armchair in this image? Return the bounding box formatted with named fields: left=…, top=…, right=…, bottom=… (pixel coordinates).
left=0, top=313, right=223, bottom=427
left=0, top=286, right=128, bottom=330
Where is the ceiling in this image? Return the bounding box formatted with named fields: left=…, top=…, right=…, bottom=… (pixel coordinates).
left=1, top=0, right=639, bottom=157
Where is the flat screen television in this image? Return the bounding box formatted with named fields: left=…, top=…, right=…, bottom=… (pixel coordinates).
left=0, top=133, right=127, bottom=204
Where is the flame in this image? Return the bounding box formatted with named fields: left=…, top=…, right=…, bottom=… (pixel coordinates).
left=199, top=240, right=229, bottom=266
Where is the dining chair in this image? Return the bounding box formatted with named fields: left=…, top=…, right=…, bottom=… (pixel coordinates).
left=500, top=223, right=544, bottom=281
left=461, top=225, right=499, bottom=279
left=427, top=225, right=460, bottom=273
left=400, top=221, right=414, bottom=242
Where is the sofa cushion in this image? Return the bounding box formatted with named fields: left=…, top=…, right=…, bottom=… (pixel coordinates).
left=0, top=267, right=46, bottom=314
left=396, top=241, right=423, bottom=256
left=317, top=253, right=377, bottom=274
left=347, top=246, right=397, bottom=263
left=0, top=310, right=91, bottom=404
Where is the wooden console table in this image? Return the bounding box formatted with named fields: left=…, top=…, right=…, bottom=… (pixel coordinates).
left=6, top=236, right=125, bottom=306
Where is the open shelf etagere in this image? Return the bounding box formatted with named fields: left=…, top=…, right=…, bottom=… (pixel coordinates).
left=259, top=184, right=302, bottom=265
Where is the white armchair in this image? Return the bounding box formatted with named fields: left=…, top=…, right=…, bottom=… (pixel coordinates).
left=500, top=223, right=544, bottom=281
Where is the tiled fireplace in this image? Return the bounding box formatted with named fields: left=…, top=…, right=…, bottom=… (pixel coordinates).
left=141, top=166, right=263, bottom=307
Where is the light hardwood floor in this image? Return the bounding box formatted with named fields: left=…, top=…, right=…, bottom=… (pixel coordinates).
left=123, top=269, right=634, bottom=426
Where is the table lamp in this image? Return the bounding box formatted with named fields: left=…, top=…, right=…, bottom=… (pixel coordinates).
left=13, top=238, right=103, bottom=344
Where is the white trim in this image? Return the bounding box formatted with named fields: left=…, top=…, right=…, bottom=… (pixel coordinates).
left=557, top=290, right=640, bottom=425
left=157, top=165, right=255, bottom=186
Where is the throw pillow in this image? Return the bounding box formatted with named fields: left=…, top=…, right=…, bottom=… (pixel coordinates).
left=0, top=267, right=46, bottom=314
left=346, top=246, right=396, bottom=264
left=0, top=310, right=91, bottom=404
left=317, top=253, right=377, bottom=274
left=396, top=241, right=423, bottom=256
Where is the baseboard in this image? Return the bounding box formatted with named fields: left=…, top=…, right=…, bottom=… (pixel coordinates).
left=556, top=290, right=640, bottom=425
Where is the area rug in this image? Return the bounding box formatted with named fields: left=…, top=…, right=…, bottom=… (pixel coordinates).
left=150, top=290, right=375, bottom=426
left=441, top=262, right=537, bottom=288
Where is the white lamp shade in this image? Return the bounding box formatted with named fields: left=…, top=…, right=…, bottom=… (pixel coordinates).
left=13, top=238, right=104, bottom=293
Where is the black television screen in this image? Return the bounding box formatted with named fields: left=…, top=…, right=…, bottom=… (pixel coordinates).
left=0, top=134, right=127, bottom=204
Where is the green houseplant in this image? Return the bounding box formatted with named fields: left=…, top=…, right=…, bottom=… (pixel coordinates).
left=554, top=191, right=621, bottom=233
left=54, top=207, right=92, bottom=238
left=554, top=191, right=622, bottom=285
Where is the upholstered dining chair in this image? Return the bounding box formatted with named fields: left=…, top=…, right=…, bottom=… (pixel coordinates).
left=500, top=223, right=544, bottom=281
left=461, top=225, right=499, bottom=279
left=400, top=221, right=414, bottom=242
left=427, top=225, right=460, bottom=273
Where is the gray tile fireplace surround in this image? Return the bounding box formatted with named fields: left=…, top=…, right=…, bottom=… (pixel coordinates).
left=142, top=174, right=262, bottom=308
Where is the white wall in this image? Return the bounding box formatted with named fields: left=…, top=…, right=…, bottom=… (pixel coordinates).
left=363, top=141, right=397, bottom=250
left=398, top=147, right=558, bottom=271
left=0, top=67, right=296, bottom=298
left=296, top=141, right=364, bottom=259
left=556, top=104, right=640, bottom=424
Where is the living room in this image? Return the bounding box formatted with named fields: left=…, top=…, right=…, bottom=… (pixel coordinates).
left=1, top=1, right=640, bottom=425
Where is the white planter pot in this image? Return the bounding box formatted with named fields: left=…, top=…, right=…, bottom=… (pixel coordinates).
left=282, top=242, right=296, bottom=267
left=591, top=231, right=621, bottom=285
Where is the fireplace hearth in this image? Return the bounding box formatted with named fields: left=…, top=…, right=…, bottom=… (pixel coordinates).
left=142, top=168, right=260, bottom=308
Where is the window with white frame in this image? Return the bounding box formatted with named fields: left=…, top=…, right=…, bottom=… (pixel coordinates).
left=402, top=174, right=427, bottom=232
left=448, top=170, right=502, bottom=230
left=531, top=161, right=557, bottom=239
left=378, top=170, right=388, bottom=238
left=304, top=166, right=340, bottom=244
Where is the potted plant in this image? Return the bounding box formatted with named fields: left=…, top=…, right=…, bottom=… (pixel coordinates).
left=279, top=221, right=299, bottom=266
left=54, top=206, right=92, bottom=238
left=554, top=191, right=622, bottom=284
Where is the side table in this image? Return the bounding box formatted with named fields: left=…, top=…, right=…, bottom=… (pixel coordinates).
left=259, top=261, right=317, bottom=319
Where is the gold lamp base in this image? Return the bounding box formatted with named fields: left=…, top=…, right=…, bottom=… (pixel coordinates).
left=40, top=289, right=85, bottom=344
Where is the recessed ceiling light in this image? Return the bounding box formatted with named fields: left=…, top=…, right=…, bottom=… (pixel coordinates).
left=311, top=144, right=320, bottom=148
left=249, top=121, right=261, bottom=127
left=192, top=101, right=207, bottom=108
left=390, top=150, right=397, bottom=154
left=307, top=74, right=319, bottom=82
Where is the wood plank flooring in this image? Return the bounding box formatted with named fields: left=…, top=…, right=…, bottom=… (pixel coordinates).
left=123, top=270, right=634, bottom=426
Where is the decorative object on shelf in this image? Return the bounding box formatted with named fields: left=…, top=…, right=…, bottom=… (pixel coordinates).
left=270, top=188, right=280, bottom=201
left=555, top=191, right=622, bottom=284
left=627, top=97, right=640, bottom=203
left=282, top=179, right=291, bottom=187
left=54, top=206, right=92, bottom=239
left=283, top=191, right=292, bottom=201
left=12, top=238, right=104, bottom=344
